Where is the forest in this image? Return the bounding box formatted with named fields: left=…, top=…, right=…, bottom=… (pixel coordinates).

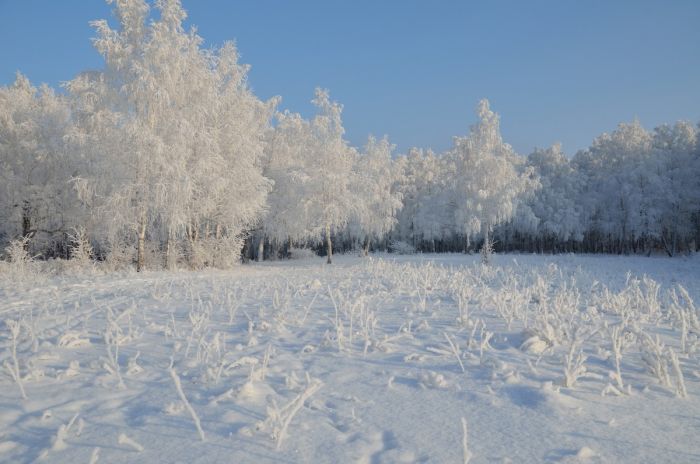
left=1, top=0, right=699, bottom=272
left=3, top=2, right=700, bottom=463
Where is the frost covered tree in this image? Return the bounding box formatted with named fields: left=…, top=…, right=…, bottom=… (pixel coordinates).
left=70, top=0, right=273, bottom=270
left=525, top=143, right=584, bottom=250
left=449, top=99, right=538, bottom=262
left=257, top=89, right=355, bottom=263
left=573, top=120, right=654, bottom=254
left=0, top=73, right=75, bottom=254
left=182, top=42, right=275, bottom=269
left=258, top=110, right=314, bottom=259
left=305, top=89, right=356, bottom=264
left=652, top=121, right=700, bottom=255
left=349, top=135, right=403, bottom=255
left=394, top=148, right=455, bottom=251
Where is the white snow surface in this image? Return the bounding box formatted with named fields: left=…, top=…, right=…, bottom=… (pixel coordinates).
left=1, top=253, right=700, bottom=463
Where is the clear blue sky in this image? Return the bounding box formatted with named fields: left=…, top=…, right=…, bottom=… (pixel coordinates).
left=1, top=0, right=699, bottom=155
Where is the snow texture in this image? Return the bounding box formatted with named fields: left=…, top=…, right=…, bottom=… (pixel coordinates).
left=1, top=253, right=700, bottom=463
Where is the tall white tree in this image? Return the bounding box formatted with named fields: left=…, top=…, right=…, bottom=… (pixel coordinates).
left=349, top=135, right=403, bottom=255
left=259, top=110, right=314, bottom=259
left=393, top=148, right=455, bottom=251
left=71, top=0, right=273, bottom=270
left=449, top=99, right=538, bottom=262
left=0, top=73, right=74, bottom=254
left=257, top=89, right=355, bottom=263
left=526, top=143, right=584, bottom=246
left=305, top=88, right=355, bottom=264
left=652, top=121, right=700, bottom=255
left=573, top=120, right=653, bottom=253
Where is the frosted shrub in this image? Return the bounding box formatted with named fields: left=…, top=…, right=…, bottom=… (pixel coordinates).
left=104, top=239, right=136, bottom=272
left=669, top=286, right=699, bottom=354
left=189, top=236, right=243, bottom=270
left=143, top=240, right=165, bottom=270
left=389, top=240, right=416, bottom=255
left=288, top=247, right=317, bottom=260
left=480, top=236, right=494, bottom=265
left=0, top=237, right=37, bottom=283
left=562, top=339, right=587, bottom=388
left=68, top=227, right=95, bottom=270
left=639, top=332, right=672, bottom=388
left=188, top=239, right=211, bottom=270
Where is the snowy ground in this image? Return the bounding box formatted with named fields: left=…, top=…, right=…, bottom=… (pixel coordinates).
left=1, top=253, right=700, bottom=463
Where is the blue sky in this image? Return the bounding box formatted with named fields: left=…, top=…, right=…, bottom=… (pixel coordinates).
left=1, top=0, right=699, bottom=155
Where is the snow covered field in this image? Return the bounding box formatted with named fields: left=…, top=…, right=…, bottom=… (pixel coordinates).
left=1, top=253, right=700, bottom=463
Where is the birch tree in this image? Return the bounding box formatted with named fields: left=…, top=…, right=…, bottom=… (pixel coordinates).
left=0, top=73, right=74, bottom=254
left=306, top=88, right=355, bottom=264
left=450, top=99, right=538, bottom=263
left=71, top=0, right=273, bottom=270
left=350, top=135, right=403, bottom=255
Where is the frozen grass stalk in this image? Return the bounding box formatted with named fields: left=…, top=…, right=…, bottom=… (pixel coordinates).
left=444, top=332, right=465, bottom=373
left=118, top=433, right=144, bottom=452
left=265, top=375, right=323, bottom=450
left=3, top=319, right=27, bottom=399
left=609, top=326, right=625, bottom=389
left=562, top=339, right=587, bottom=388
left=667, top=348, right=687, bottom=398
left=461, top=417, right=472, bottom=464
left=169, top=366, right=206, bottom=441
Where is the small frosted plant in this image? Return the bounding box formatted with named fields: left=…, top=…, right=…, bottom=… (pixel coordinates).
left=69, top=227, right=95, bottom=268
left=2, top=237, right=35, bottom=282
left=3, top=319, right=27, bottom=399
left=562, top=340, right=587, bottom=388
left=461, top=417, right=472, bottom=464
left=260, top=373, right=323, bottom=450
left=667, top=348, right=687, bottom=399
left=170, top=365, right=206, bottom=441
left=609, top=325, right=629, bottom=389
left=639, top=332, right=671, bottom=388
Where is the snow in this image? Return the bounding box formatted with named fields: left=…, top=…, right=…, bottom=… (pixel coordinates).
left=1, top=253, right=700, bottom=463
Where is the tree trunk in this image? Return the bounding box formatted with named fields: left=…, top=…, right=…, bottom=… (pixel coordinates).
left=661, top=232, right=674, bottom=257
left=257, top=236, right=264, bottom=262
left=137, top=217, right=146, bottom=272
left=480, top=222, right=492, bottom=264
left=20, top=201, right=33, bottom=251
left=326, top=223, right=333, bottom=264
left=363, top=236, right=371, bottom=257
left=164, top=227, right=174, bottom=270
left=21, top=201, right=31, bottom=240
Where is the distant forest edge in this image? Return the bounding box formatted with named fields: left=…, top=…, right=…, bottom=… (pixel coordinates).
left=1, top=0, right=698, bottom=271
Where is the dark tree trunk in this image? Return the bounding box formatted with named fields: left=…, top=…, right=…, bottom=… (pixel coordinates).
left=326, top=224, right=333, bottom=264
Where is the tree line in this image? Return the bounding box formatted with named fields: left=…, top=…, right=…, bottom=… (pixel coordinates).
left=1, top=0, right=698, bottom=271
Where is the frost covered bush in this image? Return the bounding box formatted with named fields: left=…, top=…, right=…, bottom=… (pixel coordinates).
left=104, top=239, right=136, bottom=272
left=389, top=240, right=416, bottom=255
left=58, top=227, right=97, bottom=274
left=69, top=228, right=94, bottom=265
left=288, top=247, right=317, bottom=260
left=480, top=236, right=494, bottom=265
left=189, top=236, right=244, bottom=270
left=0, top=237, right=39, bottom=283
